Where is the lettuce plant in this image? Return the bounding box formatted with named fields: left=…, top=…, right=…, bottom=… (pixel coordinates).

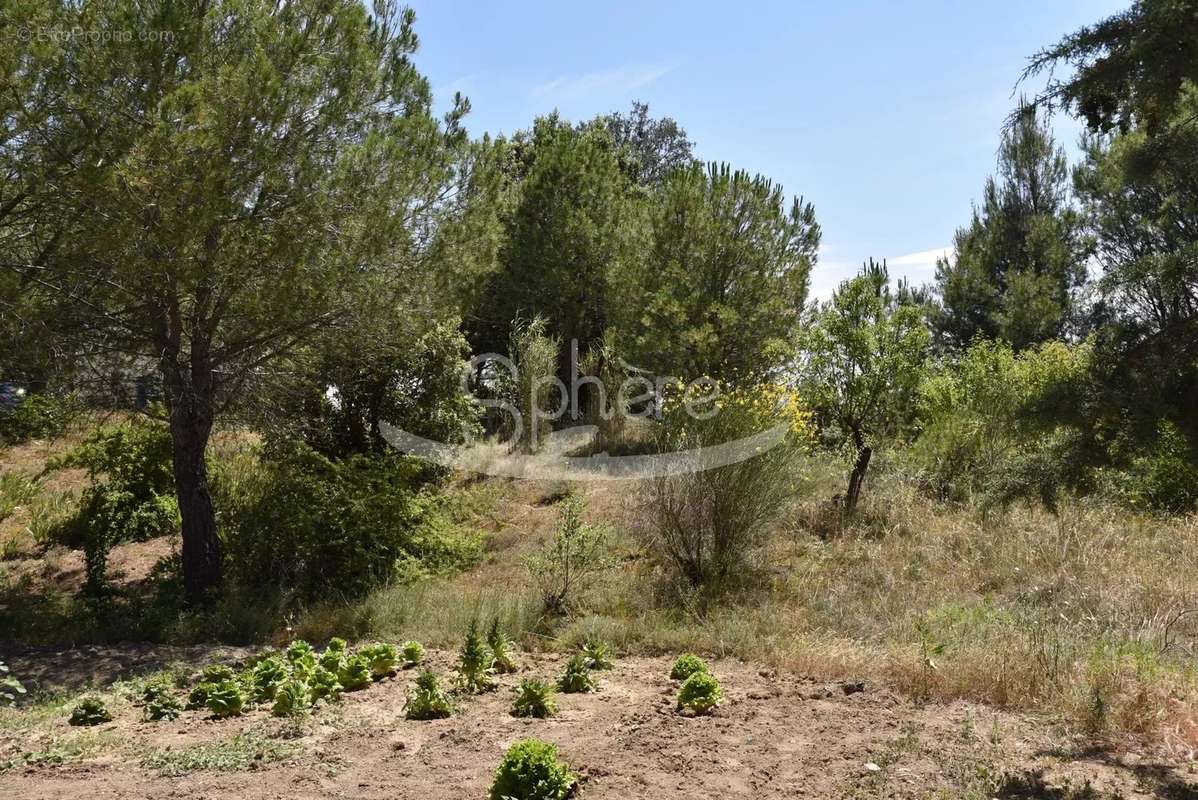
left=400, top=640, right=425, bottom=668
left=308, top=665, right=343, bottom=704
left=338, top=655, right=372, bottom=692
left=271, top=680, right=310, bottom=717
left=69, top=695, right=112, bottom=726
left=669, top=653, right=709, bottom=681
left=404, top=670, right=453, bottom=720
left=205, top=679, right=246, bottom=718
left=557, top=654, right=596, bottom=694
left=358, top=643, right=398, bottom=679
left=250, top=656, right=289, bottom=702
left=319, top=648, right=345, bottom=674
left=200, top=664, right=237, bottom=684
left=286, top=640, right=317, bottom=678
left=142, top=682, right=182, bottom=721
left=511, top=678, right=557, bottom=719
left=489, top=739, right=575, bottom=800
left=677, top=671, right=722, bottom=714
left=187, top=682, right=215, bottom=710
left=487, top=618, right=518, bottom=674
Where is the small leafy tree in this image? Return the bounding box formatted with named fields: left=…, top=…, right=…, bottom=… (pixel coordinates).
left=800, top=261, right=931, bottom=514
left=525, top=494, right=610, bottom=614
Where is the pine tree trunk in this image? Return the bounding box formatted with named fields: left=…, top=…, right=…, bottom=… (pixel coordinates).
left=162, top=363, right=222, bottom=606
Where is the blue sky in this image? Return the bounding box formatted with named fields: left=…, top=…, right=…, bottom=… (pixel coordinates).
left=408, top=0, right=1130, bottom=297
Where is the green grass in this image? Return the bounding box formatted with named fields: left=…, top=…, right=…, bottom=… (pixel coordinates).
left=139, top=729, right=296, bottom=776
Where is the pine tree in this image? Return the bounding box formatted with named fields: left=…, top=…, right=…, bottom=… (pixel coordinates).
left=934, top=104, right=1088, bottom=351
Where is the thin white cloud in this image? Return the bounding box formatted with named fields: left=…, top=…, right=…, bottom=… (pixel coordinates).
left=530, top=63, right=676, bottom=101
left=887, top=246, right=951, bottom=290
left=888, top=247, right=951, bottom=268
left=809, top=246, right=951, bottom=300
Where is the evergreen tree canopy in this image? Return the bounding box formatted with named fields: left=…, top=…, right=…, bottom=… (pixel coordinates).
left=615, top=162, right=819, bottom=384
left=934, top=104, right=1088, bottom=351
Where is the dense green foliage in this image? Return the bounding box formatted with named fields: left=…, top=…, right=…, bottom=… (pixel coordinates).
left=51, top=421, right=179, bottom=593
left=217, top=444, right=480, bottom=600
left=934, top=105, right=1087, bottom=351
left=0, top=394, right=74, bottom=445
left=489, top=739, right=576, bottom=800
left=617, top=163, right=820, bottom=384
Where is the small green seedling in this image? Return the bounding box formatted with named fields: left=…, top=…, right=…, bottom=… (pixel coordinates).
left=404, top=670, right=453, bottom=720
left=557, top=654, right=596, bottom=694
left=489, top=738, right=576, bottom=800
left=581, top=637, right=614, bottom=670
left=677, top=670, right=722, bottom=715
left=69, top=695, right=112, bottom=726
left=400, top=640, right=425, bottom=668
left=511, top=678, right=558, bottom=719
left=487, top=618, right=518, bottom=674
left=669, top=653, right=709, bottom=681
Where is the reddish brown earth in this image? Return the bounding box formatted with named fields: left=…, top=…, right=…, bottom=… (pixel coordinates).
left=3, top=650, right=1195, bottom=800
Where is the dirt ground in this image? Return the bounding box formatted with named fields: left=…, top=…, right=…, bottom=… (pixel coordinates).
left=3, top=650, right=1196, bottom=800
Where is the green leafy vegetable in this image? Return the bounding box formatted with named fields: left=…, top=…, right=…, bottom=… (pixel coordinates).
left=511, top=679, right=557, bottom=719
left=404, top=670, right=453, bottom=720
